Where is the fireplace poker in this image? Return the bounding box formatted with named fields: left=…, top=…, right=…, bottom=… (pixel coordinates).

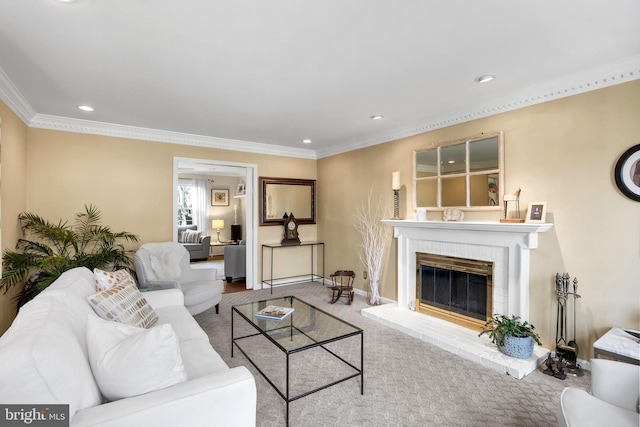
left=554, top=273, right=581, bottom=375
left=566, top=277, right=583, bottom=375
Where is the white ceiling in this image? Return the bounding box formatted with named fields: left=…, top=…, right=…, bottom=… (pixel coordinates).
left=1, top=0, right=639, bottom=159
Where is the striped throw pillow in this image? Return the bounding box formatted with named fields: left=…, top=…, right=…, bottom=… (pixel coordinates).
left=181, top=229, right=201, bottom=243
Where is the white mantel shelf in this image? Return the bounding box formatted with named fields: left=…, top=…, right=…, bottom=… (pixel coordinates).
left=382, top=220, right=553, bottom=250
left=382, top=220, right=553, bottom=234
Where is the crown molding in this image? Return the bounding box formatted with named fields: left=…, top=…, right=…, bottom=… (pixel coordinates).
left=2, top=57, right=639, bottom=160
left=315, top=55, right=640, bottom=159
left=0, top=66, right=36, bottom=124
left=29, top=114, right=318, bottom=160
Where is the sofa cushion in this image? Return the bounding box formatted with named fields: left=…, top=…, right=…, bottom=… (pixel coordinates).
left=86, top=316, right=187, bottom=401
left=38, top=267, right=102, bottom=337
left=154, top=305, right=209, bottom=342
left=179, top=339, right=230, bottom=379
left=182, top=243, right=202, bottom=252
left=93, top=268, right=136, bottom=292
left=0, top=297, right=102, bottom=417
left=87, top=283, right=158, bottom=328
left=181, top=280, right=224, bottom=309
left=152, top=306, right=228, bottom=379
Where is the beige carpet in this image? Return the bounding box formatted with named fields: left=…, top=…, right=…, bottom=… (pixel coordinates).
left=194, top=282, right=590, bottom=427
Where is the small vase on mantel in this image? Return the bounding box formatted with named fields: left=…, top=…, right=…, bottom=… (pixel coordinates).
left=368, top=279, right=381, bottom=305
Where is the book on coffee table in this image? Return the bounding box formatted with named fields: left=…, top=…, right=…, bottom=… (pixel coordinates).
left=255, top=305, right=294, bottom=320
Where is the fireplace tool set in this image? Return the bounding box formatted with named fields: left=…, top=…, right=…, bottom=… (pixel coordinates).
left=542, top=273, right=583, bottom=379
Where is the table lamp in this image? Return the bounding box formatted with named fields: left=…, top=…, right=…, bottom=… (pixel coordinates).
left=212, top=219, right=224, bottom=243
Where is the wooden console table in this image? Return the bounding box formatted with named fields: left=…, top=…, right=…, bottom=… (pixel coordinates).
left=261, top=242, right=325, bottom=293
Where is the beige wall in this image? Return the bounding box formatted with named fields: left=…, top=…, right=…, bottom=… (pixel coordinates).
left=0, top=102, right=29, bottom=333
left=0, top=124, right=316, bottom=334
left=318, top=81, right=640, bottom=355
left=25, top=129, right=316, bottom=240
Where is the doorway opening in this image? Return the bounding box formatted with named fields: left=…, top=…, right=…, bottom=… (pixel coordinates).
left=173, top=157, right=257, bottom=290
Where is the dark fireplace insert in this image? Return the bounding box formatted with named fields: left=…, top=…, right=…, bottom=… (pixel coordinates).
left=416, top=253, right=493, bottom=331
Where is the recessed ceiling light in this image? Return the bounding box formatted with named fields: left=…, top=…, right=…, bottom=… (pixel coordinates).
left=475, top=75, right=495, bottom=83
left=448, top=160, right=455, bottom=164
left=302, top=139, right=312, bottom=144
left=370, top=115, right=384, bottom=120
left=77, top=105, right=94, bottom=112
left=57, top=0, right=76, bottom=3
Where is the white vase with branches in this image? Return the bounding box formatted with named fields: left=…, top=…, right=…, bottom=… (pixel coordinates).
left=354, top=187, right=392, bottom=305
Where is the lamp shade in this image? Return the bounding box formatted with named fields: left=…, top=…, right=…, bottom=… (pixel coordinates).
left=212, top=219, right=225, bottom=230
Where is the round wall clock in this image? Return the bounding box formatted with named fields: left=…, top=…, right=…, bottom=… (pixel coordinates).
left=614, top=144, right=640, bottom=202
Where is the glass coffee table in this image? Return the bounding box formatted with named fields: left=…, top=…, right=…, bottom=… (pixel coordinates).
left=231, top=296, right=363, bottom=426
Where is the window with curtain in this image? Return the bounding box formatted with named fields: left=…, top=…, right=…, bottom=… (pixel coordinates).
left=177, top=179, right=208, bottom=231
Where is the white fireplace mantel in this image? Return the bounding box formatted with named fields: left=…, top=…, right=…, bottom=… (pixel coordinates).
left=383, top=220, right=553, bottom=244
left=382, top=220, right=553, bottom=321
left=362, top=220, right=553, bottom=379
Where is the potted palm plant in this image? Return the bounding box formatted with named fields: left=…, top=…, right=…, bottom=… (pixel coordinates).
left=1, top=205, right=139, bottom=307
left=479, top=314, right=542, bottom=359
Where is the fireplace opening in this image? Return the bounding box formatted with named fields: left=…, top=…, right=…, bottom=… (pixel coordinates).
left=416, top=253, right=493, bottom=332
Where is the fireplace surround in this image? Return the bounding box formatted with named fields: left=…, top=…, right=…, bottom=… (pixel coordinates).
left=361, top=220, right=553, bottom=379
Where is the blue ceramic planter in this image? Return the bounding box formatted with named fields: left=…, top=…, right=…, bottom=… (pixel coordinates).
left=499, top=335, right=534, bottom=359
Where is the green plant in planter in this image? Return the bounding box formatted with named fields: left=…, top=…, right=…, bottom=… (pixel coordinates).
left=479, top=314, right=542, bottom=347
left=1, top=205, right=139, bottom=307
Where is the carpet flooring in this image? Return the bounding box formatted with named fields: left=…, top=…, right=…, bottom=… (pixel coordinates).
left=194, top=282, right=590, bottom=427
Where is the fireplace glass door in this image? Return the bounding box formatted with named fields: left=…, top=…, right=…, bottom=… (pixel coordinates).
left=416, top=253, right=493, bottom=331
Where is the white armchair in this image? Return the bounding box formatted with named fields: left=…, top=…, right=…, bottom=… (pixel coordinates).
left=559, top=359, right=640, bottom=427
left=134, top=242, right=224, bottom=315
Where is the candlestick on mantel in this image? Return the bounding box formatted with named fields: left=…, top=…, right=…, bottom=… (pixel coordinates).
left=392, top=171, right=401, bottom=190
left=392, top=171, right=400, bottom=219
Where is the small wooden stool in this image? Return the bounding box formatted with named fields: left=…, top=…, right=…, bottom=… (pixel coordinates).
left=329, top=270, right=355, bottom=305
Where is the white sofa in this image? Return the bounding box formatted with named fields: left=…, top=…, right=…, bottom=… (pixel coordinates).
left=0, top=267, right=256, bottom=427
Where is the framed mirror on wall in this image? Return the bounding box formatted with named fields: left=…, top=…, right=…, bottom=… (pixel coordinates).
left=259, top=177, right=316, bottom=226
left=414, top=131, right=504, bottom=210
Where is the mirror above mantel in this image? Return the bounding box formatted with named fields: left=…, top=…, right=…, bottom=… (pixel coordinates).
left=414, top=131, right=504, bottom=210
left=259, top=177, right=316, bottom=226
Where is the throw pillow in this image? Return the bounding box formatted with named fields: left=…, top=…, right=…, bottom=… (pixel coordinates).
left=181, top=229, right=201, bottom=243
left=87, top=283, right=158, bottom=328
left=86, top=316, right=187, bottom=401
left=93, top=268, right=136, bottom=292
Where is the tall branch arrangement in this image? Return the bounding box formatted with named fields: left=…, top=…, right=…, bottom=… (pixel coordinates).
left=354, top=187, right=392, bottom=305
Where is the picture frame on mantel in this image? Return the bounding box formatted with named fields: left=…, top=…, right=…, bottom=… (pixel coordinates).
left=211, top=189, right=229, bottom=206
left=525, top=202, right=547, bottom=223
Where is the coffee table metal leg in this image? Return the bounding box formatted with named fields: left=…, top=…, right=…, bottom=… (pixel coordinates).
left=286, top=353, right=290, bottom=427
left=231, top=309, right=235, bottom=357
left=360, top=332, right=364, bottom=394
